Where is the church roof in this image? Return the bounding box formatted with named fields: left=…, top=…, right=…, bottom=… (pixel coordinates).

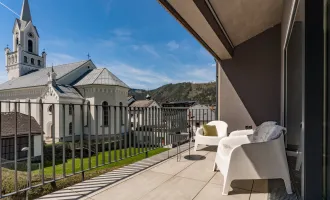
left=74, top=68, right=129, bottom=88
left=0, top=60, right=88, bottom=91
left=54, top=85, right=83, bottom=99
left=21, top=0, right=32, bottom=22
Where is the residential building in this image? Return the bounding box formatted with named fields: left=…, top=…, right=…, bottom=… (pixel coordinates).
left=187, top=104, right=216, bottom=134
left=158, top=0, right=324, bottom=198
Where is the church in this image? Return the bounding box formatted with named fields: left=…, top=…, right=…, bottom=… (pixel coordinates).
left=1, top=0, right=130, bottom=157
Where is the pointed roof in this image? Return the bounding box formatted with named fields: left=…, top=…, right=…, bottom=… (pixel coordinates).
left=20, top=0, right=32, bottom=22
left=73, top=68, right=129, bottom=88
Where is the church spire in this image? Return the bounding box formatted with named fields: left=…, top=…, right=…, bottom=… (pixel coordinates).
left=20, top=0, right=32, bottom=22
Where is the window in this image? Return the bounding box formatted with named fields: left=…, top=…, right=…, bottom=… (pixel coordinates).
left=102, top=101, right=109, bottom=126
left=69, top=123, right=73, bottom=135
left=28, top=40, right=33, bottom=52
left=1, top=137, right=29, bottom=160
left=38, top=60, right=41, bottom=66
left=48, top=105, right=53, bottom=114
left=16, top=38, right=19, bottom=45
left=119, top=102, right=123, bottom=125
left=31, top=58, right=34, bottom=65
left=24, top=56, right=27, bottom=63
left=69, top=105, right=73, bottom=115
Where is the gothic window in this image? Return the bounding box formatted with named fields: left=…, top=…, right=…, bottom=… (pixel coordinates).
left=24, top=56, right=27, bottom=63
left=16, top=38, right=19, bottom=45
left=102, top=101, right=109, bottom=126
left=69, top=122, right=73, bottom=135
left=38, top=60, right=41, bottom=66
left=31, top=58, right=35, bottom=65
left=28, top=40, right=33, bottom=52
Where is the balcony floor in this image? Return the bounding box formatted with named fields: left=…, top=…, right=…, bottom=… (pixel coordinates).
left=39, top=145, right=299, bottom=200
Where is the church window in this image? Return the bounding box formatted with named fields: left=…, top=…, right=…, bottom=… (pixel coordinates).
left=28, top=40, right=33, bottom=52
left=31, top=58, right=35, bottom=65
left=16, top=38, right=19, bottom=45
left=24, top=56, right=27, bottom=63
left=102, top=101, right=109, bottom=126
left=119, top=102, right=124, bottom=125
left=69, top=105, right=73, bottom=115
left=48, top=105, right=53, bottom=114
left=69, top=123, right=73, bottom=135
left=38, top=60, right=41, bottom=66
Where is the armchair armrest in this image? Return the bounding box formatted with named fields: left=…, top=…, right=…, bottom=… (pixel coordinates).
left=217, top=135, right=252, bottom=155
left=227, top=135, right=287, bottom=178
left=229, top=129, right=254, bottom=137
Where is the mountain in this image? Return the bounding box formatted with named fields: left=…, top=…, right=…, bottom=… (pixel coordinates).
left=129, top=82, right=216, bottom=105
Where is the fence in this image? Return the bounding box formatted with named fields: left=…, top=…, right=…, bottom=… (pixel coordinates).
left=0, top=100, right=212, bottom=198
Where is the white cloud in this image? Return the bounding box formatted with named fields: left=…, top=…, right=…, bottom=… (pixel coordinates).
left=141, top=45, right=160, bottom=58
left=185, top=67, right=216, bottom=83
left=111, top=28, right=132, bottom=37
left=167, top=40, right=179, bottom=51
left=47, top=53, right=79, bottom=66
left=98, top=61, right=174, bottom=89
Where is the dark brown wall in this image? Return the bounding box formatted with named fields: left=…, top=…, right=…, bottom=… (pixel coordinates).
left=220, top=24, right=281, bottom=126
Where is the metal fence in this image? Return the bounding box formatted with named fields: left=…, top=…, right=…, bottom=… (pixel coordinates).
left=0, top=100, right=216, bottom=198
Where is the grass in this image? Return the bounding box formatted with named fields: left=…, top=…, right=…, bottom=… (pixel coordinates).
left=2, top=147, right=168, bottom=200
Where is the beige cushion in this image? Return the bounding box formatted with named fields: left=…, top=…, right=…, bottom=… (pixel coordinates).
left=203, top=125, right=218, bottom=136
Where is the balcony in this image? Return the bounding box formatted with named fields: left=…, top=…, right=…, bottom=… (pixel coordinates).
left=39, top=145, right=298, bottom=200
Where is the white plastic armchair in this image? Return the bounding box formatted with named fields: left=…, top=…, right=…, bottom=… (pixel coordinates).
left=194, top=121, right=228, bottom=151
left=214, top=132, right=292, bottom=195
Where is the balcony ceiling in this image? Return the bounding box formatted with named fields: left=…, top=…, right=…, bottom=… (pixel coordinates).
left=159, top=0, right=303, bottom=61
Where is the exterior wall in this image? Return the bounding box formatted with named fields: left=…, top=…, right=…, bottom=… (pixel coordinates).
left=219, top=24, right=281, bottom=132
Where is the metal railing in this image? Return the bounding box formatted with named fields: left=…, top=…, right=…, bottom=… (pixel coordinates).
left=0, top=100, right=216, bottom=198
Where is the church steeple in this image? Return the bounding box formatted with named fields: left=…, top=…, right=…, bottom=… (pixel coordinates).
left=20, top=0, right=32, bottom=22
left=4, top=0, right=46, bottom=80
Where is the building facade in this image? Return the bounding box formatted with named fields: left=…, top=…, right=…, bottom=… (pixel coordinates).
left=1, top=0, right=130, bottom=147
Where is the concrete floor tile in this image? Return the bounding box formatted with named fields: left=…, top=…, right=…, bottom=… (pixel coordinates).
left=90, top=170, right=172, bottom=200
left=176, top=159, right=216, bottom=182
left=210, top=172, right=224, bottom=185
left=249, top=193, right=269, bottom=200
left=194, top=183, right=251, bottom=200
left=139, top=176, right=206, bottom=200
left=150, top=157, right=193, bottom=175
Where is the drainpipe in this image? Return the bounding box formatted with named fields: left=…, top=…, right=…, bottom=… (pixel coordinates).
left=215, top=59, right=219, bottom=120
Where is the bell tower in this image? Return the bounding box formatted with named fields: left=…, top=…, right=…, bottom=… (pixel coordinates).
left=4, top=0, right=47, bottom=80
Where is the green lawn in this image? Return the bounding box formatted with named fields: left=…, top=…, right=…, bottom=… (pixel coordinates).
left=2, top=147, right=168, bottom=200
left=41, top=147, right=161, bottom=177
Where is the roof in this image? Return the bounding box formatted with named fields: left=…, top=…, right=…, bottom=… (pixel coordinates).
left=73, top=68, right=129, bottom=88
left=130, top=100, right=155, bottom=108
left=0, top=60, right=88, bottom=91
left=1, top=112, right=42, bottom=137
left=54, top=85, right=83, bottom=99
left=20, top=0, right=32, bottom=22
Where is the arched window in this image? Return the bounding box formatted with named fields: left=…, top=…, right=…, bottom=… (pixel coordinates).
left=16, top=38, right=19, bottom=45
left=69, top=122, right=73, bottom=135
left=38, top=60, right=41, bottom=66
left=119, top=102, right=123, bottom=125
left=31, top=58, right=34, bottom=65
left=102, top=101, right=109, bottom=126
left=28, top=40, right=33, bottom=52
left=24, top=56, right=27, bottom=63
left=48, top=105, right=53, bottom=114
left=69, top=105, right=73, bottom=115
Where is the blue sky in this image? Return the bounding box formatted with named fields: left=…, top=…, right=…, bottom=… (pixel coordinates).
left=0, top=0, right=215, bottom=89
